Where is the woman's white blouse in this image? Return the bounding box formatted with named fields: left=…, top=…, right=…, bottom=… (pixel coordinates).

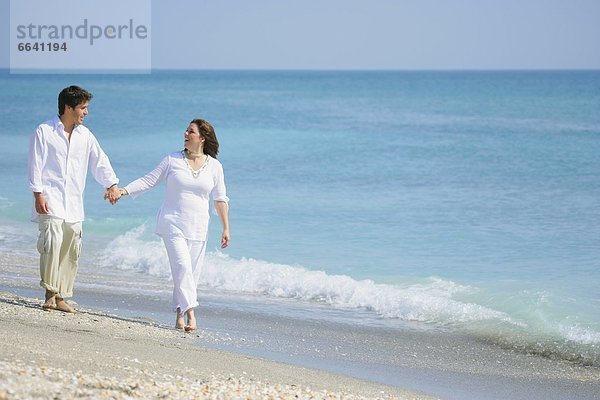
left=124, top=151, right=229, bottom=241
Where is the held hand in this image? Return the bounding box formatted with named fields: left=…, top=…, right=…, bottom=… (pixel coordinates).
left=34, top=193, right=49, bottom=214
left=103, top=185, right=122, bottom=205
left=220, top=229, right=230, bottom=248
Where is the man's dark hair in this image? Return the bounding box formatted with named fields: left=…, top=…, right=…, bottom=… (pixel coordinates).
left=58, top=85, right=93, bottom=115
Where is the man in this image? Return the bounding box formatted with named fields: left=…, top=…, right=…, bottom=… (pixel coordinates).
left=28, top=85, right=121, bottom=313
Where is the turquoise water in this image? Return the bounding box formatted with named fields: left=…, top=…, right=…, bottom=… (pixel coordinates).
left=1, top=70, right=599, bottom=365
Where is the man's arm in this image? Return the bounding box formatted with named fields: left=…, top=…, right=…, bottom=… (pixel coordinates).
left=87, top=134, right=120, bottom=204
left=29, top=128, right=48, bottom=214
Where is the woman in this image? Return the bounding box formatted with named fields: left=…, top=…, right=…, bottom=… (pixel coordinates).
left=118, top=119, right=230, bottom=331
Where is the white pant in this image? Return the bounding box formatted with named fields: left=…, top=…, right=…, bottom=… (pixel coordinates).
left=160, top=234, right=207, bottom=313
left=37, top=215, right=83, bottom=299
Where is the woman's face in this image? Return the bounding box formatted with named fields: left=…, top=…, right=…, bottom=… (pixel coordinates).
left=184, top=123, right=205, bottom=149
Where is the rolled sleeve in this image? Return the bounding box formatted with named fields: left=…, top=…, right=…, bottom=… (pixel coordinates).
left=211, top=162, right=229, bottom=203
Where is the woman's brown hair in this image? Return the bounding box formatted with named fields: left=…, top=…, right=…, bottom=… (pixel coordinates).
left=191, top=118, right=219, bottom=158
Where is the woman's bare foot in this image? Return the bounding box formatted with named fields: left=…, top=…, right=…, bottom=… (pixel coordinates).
left=42, top=290, right=57, bottom=311
left=175, top=308, right=185, bottom=330
left=55, top=297, right=76, bottom=313
left=184, top=309, right=196, bottom=332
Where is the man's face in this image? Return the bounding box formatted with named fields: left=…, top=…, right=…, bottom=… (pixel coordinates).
left=65, top=101, right=89, bottom=125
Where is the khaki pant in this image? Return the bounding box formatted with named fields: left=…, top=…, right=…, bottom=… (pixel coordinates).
left=37, top=216, right=83, bottom=299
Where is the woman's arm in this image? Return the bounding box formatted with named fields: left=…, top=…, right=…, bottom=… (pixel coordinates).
left=123, top=156, right=170, bottom=199
left=214, top=200, right=230, bottom=248
left=211, top=162, right=230, bottom=248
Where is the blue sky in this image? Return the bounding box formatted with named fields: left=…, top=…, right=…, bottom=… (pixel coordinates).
left=3, top=0, right=600, bottom=70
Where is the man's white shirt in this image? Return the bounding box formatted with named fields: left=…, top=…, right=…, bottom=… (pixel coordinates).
left=28, top=115, right=119, bottom=223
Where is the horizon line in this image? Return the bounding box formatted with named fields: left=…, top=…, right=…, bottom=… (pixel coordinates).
left=1, top=67, right=599, bottom=75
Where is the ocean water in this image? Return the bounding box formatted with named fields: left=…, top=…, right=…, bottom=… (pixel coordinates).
left=0, top=70, right=599, bottom=366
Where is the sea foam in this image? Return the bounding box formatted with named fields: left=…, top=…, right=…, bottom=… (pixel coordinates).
left=98, top=225, right=600, bottom=363
left=559, top=324, right=600, bottom=345
left=99, top=225, right=516, bottom=326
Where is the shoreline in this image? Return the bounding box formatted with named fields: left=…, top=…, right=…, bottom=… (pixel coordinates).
left=0, top=247, right=598, bottom=399
left=0, top=292, right=429, bottom=399
left=1, top=287, right=599, bottom=400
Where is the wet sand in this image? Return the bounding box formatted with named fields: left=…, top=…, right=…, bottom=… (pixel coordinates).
left=0, top=292, right=429, bottom=399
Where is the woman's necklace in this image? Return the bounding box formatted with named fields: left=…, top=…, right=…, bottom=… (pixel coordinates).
left=182, top=150, right=209, bottom=178
left=185, top=149, right=203, bottom=157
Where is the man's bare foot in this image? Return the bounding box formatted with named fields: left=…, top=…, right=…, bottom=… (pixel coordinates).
left=175, top=308, right=185, bottom=330
left=55, top=298, right=76, bottom=313
left=184, top=309, right=196, bottom=332
left=42, top=291, right=56, bottom=311
left=42, top=298, right=56, bottom=310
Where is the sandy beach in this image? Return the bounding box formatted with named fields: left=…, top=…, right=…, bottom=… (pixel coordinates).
left=0, top=292, right=430, bottom=400
left=1, top=249, right=599, bottom=400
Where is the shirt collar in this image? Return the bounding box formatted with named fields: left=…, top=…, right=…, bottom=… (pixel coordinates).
left=52, top=114, right=62, bottom=130
left=53, top=114, right=83, bottom=135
